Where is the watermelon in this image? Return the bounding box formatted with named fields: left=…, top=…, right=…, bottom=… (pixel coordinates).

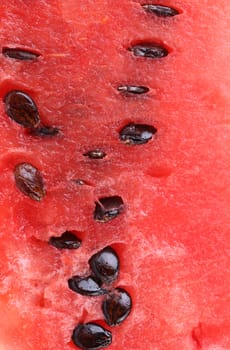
left=0, top=0, right=230, bottom=349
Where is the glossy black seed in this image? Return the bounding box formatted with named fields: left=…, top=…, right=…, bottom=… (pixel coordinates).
left=14, top=163, right=45, bottom=201
left=102, top=288, right=132, bottom=326
left=142, top=4, right=179, bottom=17
left=2, top=47, right=40, bottom=60
left=72, top=323, right=112, bottom=350
left=117, top=85, right=149, bottom=94
left=89, top=246, right=119, bottom=285
left=94, top=196, right=124, bottom=223
left=75, top=179, right=86, bottom=185
left=119, top=123, right=157, bottom=145
left=68, top=275, right=106, bottom=296
left=49, top=231, right=81, bottom=249
left=4, top=90, right=40, bottom=128
left=129, top=43, right=168, bottom=58
left=84, top=150, right=106, bottom=159
left=29, top=125, right=59, bottom=137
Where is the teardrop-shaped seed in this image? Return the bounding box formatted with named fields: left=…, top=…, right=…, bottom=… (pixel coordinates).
left=119, top=123, right=157, bottom=145
left=49, top=231, right=81, bottom=249
left=89, top=246, right=119, bottom=285
left=29, top=125, right=59, bottom=137
left=94, top=196, right=124, bottom=223
left=14, top=163, right=46, bottom=201
left=142, top=4, right=179, bottom=17
left=72, top=323, right=112, bottom=350
left=117, top=85, right=149, bottom=94
left=129, top=43, right=168, bottom=58
left=2, top=47, right=40, bottom=60
left=102, top=288, right=132, bottom=326
left=84, top=150, right=106, bottom=159
left=68, top=275, right=106, bottom=296
left=4, top=90, right=40, bottom=128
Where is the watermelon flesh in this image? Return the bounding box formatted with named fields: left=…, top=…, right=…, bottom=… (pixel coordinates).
left=0, top=0, right=230, bottom=349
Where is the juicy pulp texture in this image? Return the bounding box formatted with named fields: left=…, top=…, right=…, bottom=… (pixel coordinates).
left=0, top=1, right=230, bottom=349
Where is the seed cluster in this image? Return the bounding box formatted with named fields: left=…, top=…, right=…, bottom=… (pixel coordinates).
left=2, top=2, right=180, bottom=349
left=69, top=246, right=132, bottom=349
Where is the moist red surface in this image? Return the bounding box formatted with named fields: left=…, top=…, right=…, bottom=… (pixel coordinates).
left=0, top=1, right=230, bottom=349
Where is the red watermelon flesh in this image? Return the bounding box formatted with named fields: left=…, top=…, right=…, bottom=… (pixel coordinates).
left=0, top=1, right=230, bottom=349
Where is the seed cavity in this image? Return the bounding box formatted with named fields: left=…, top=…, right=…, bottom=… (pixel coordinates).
left=68, top=275, right=106, bottom=296
left=142, top=4, right=179, bottom=17
left=119, top=123, right=157, bottom=145
left=94, top=196, right=124, bottom=223
left=72, top=323, right=112, bottom=350
left=49, top=231, right=81, bottom=249
left=102, top=288, right=132, bottom=326
left=2, top=47, right=40, bottom=60
left=84, top=150, right=106, bottom=159
left=89, top=246, right=119, bottom=285
left=117, top=85, right=149, bottom=95
left=29, top=125, right=59, bottom=137
left=129, top=43, right=169, bottom=58
left=4, top=90, right=40, bottom=128
left=14, top=162, right=46, bottom=201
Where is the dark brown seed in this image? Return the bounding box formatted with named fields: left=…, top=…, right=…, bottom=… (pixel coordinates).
left=49, top=231, right=81, bottom=249
left=2, top=47, right=40, bottom=60
left=14, top=163, right=45, bottom=201
left=117, top=85, right=149, bottom=94
left=83, top=150, right=106, bottom=159
left=4, top=90, right=40, bottom=128
left=68, top=275, right=106, bottom=296
left=102, top=288, right=132, bottom=326
left=72, top=323, right=112, bottom=350
left=89, top=246, right=119, bottom=285
left=94, top=196, right=124, bottom=223
left=119, top=123, right=157, bottom=145
left=142, top=4, right=179, bottom=17
left=29, top=125, right=59, bottom=137
left=129, top=43, right=168, bottom=58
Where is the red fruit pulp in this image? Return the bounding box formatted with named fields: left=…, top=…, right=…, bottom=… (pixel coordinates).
left=0, top=1, right=230, bottom=349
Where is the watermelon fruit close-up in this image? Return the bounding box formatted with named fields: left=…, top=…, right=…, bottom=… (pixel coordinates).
left=0, top=1, right=230, bottom=349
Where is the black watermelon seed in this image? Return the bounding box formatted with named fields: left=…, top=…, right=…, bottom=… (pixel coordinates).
left=119, top=123, right=157, bottom=145
left=75, top=179, right=86, bottom=186
left=129, top=43, right=169, bottom=58
left=84, top=150, right=106, bottom=159
left=94, top=196, right=124, bottom=223
left=4, top=90, right=40, bottom=128
left=49, top=231, right=81, bottom=249
left=2, top=47, right=40, bottom=60
left=68, top=275, right=106, bottom=296
left=72, top=323, right=112, bottom=350
left=142, top=4, right=179, bottom=17
left=117, top=85, right=149, bottom=94
left=29, top=125, right=59, bottom=137
left=102, top=288, right=132, bottom=326
left=14, top=162, right=46, bottom=201
left=89, top=246, right=119, bottom=285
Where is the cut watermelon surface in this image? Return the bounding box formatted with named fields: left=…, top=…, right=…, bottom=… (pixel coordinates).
left=0, top=1, right=230, bottom=349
